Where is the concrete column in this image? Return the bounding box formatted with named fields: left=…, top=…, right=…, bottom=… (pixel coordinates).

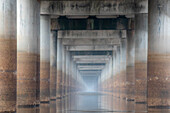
left=70, top=59, right=73, bottom=93
left=148, top=0, right=170, bottom=107
left=57, top=39, right=62, bottom=99
left=37, top=25, right=40, bottom=105
left=62, top=46, right=66, bottom=97
left=135, top=14, right=148, bottom=103
left=40, top=16, right=50, bottom=102
left=66, top=51, right=71, bottom=95
left=0, top=0, right=16, bottom=111
left=17, top=0, right=40, bottom=106
left=65, top=51, right=69, bottom=96
left=50, top=31, right=57, bottom=100
left=126, top=30, right=135, bottom=101
left=68, top=55, right=72, bottom=94
left=116, top=47, right=121, bottom=98
left=120, top=39, right=127, bottom=99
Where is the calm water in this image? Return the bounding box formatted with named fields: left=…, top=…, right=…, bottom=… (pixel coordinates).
left=16, top=92, right=170, bottom=113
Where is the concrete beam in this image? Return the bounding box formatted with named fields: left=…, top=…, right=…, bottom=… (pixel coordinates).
left=41, top=0, right=148, bottom=16
left=76, top=60, right=108, bottom=64
left=78, top=67, right=104, bottom=71
left=72, top=55, right=111, bottom=59
left=78, top=65, right=105, bottom=68
left=58, top=30, right=126, bottom=39
left=78, top=65, right=105, bottom=70
left=71, top=51, right=112, bottom=56
left=79, top=70, right=102, bottom=74
left=62, top=38, right=121, bottom=46
left=73, top=57, right=110, bottom=62
left=67, top=45, right=115, bottom=51
left=51, top=17, right=129, bottom=30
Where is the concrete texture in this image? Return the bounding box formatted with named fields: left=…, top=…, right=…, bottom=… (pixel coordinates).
left=41, top=0, right=148, bottom=15
left=17, top=0, right=40, bottom=106
left=126, top=30, right=135, bottom=101
left=50, top=31, right=57, bottom=100
left=135, top=14, right=148, bottom=103
left=0, top=0, right=16, bottom=112
left=148, top=0, right=170, bottom=108
left=40, top=16, right=50, bottom=102
left=57, top=39, right=62, bottom=98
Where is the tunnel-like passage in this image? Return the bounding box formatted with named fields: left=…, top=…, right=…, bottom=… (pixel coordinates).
left=0, top=0, right=170, bottom=113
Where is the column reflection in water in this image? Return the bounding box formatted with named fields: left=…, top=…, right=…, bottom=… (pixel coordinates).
left=50, top=101, right=56, bottom=113
left=16, top=92, right=170, bottom=113
left=56, top=99, right=63, bottom=113
left=17, top=106, right=39, bottom=113
left=40, top=103, right=50, bottom=113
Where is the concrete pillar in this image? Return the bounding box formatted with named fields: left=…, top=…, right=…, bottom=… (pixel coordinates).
left=40, top=16, right=50, bottom=102
left=116, top=47, right=121, bottom=98
left=126, top=30, right=135, bottom=101
left=120, top=39, right=127, bottom=99
left=0, top=0, right=16, bottom=111
left=50, top=31, right=57, bottom=100
left=65, top=51, right=69, bottom=96
left=37, top=26, right=40, bottom=105
left=135, top=14, right=148, bottom=103
left=148, top=0, right=170, bottom=107
left=112, top=51, right=116, bottom=96
left=62, top=46, right=66, bottom=98
left=17, top=0, right=40, bottom=106
left=68, top=55, right=72, bottom=94
left=57, top=39, right=62, bottom=99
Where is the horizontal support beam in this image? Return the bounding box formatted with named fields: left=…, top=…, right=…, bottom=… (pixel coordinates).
left=76, top=60, right=108, bottom=64
left=81, top=74, right=100, bottom=76
left=62, top=38, right=121, bottom=46
left=67, top=45, right=116, bottom=51
left=71, top=51, right=112, bottom=55
left=79, top=71, right=102, bottom=75
left=73, top=58, right=110, bottom=62
left=78, top=65, right=105, bottom=68
left=78, top=67, right=104, bottom=71
left=78, top=63, right=106, bottom=66
left=75, top=60, right=109, bottom=64
left=41, top=0, right=148, bottom=16
left=58, top=30, right=126, bottom=39
left=51, top=17, right=130, bottom=30
left=73, top=55, right=111, bottom=59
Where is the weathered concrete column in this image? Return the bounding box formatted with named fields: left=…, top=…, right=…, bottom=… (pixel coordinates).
left=135, top=14, right=148, bottom=103
left=57, top=39, right=62, bottom=99
left=126, top=30, right=135, bottom=101
left=116, top=47, right=121, bottom=98
left=65, top=51, right=71, bottom=95
left=65, top=51, right=69, bottom=96
left=50, top=31, right=57, bottom=100
left=17, top=0, right=40, bottom=106
left=68, top=53, right=72, bottom=94
left=148, top=0, right=170, bottom=107
left=62, top=46, right=66, bottom=97
left=37, top=27, right=40, bottom=105
left=120, top=39, right=127, bottom=99
left=112, top=50, right=117, bottom=97
left=40, top=16, right=50, bottom=102
left=0, top=0, right=16, bottom=111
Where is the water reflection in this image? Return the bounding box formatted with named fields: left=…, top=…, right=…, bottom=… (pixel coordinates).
left=16, top=92, right=170, bottom=113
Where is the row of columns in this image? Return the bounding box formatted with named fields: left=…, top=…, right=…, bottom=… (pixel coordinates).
left=0, top=1, right=83, bottom=112
left=100, top=0, right=170, bottom=108
left=0, top=0, right=170, bottom=112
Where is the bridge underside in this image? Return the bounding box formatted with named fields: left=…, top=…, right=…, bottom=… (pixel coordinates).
left=0, top=0, right=170, bottom=112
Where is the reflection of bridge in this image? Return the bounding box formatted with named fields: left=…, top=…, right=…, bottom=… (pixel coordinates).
left=0, top=0, right=170, bottom=112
